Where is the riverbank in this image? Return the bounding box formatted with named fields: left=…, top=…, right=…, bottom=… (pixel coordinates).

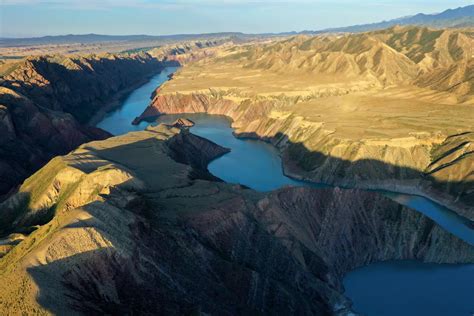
left=95, top=66, right=179, bottom=135
left=234, top=120, right=474, bottom=227
left=135, top=89, right=473, bottom=221
left=280, top=152, right=474, bottom=224
left=139, top=103, right=473, bottom=226
left=0, top=53, right=166, bottom=197
left=132, top=29, right=473, bottom=220
left=49, top=68, right=474, bottom=315
left=175, top=114, right=472, bottom=245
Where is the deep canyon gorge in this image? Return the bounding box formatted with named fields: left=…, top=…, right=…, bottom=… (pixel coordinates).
left=0, top=23, right=473, bottom=316
left=135, top=26, right=474, bottom=219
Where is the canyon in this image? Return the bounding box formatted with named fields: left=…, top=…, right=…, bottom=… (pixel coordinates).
left=135, top=26, right=474, bottom=218
left=0, top=40, right=227, bottom=200
left=0, top=53, right=162, bottom=199
left=0, top=23, right=473, bottom=315
left=0, top=124, right=472, bottom=315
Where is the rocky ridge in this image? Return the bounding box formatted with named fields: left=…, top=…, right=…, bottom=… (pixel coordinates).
left=229, top=26, right=474, bottom=97
left=148, top=39, right=231, bottom=66
left=0, top=124, right=472, bottom=315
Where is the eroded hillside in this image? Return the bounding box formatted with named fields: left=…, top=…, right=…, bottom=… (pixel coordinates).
left=0, top=124, right=472, bottom=315
left=0, top=38, right=236, bottom=199
left=0, top=53, right=166, bottom=198
left=135, top=26, right=474, bottom=216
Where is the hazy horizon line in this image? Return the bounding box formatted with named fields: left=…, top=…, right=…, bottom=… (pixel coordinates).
left=1, top=1, right=471, bottom=38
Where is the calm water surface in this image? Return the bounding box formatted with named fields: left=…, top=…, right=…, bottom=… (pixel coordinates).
left=96, top=67, right=474, bottom=316
left=157, top=114, right=312, bottom=191
left=344, top=261, right=474, bottom=316
left=97, top=66, right=179, bottom=135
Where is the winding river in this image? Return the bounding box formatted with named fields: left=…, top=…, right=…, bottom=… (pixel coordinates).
left=97, top=67, right=474, bottom=316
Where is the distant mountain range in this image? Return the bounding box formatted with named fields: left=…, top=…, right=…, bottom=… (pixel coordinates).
left=319, top=4, right=474, bottom=33
left=0, top=33, right=247, bottom=47
left=0, top=5, right=473, bottom=47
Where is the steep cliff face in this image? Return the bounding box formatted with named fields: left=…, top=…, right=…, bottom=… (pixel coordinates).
left=0, top=125, right=472, bottom=315
left=2, top=53, right=163, bottom=123
left=134, top=26, right=473, bottom=217
left=0, top=53, right=166, bottom=198
left=136, top=92, right=473, bottom=218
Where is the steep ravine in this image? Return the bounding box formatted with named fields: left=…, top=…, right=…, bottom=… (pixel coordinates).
left=135, top=92, right=474, bottom=219
left=0, top=124, right=472, bottom=315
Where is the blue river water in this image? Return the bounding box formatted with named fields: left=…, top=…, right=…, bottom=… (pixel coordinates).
left=96, top=67, right=474, bottom=316
left=96, top=66, right=179, bottom=135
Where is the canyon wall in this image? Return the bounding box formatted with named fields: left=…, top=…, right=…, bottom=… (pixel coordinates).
left=136, top=92, right=474, bottom=219
left=0, top=125, right=472, bottom=315
left=135, top=26, right=474, bottom=218
left=0, top=53, right=164, bottom=198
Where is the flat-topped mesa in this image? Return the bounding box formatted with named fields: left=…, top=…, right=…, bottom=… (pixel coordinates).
left=0, top=125, right=472, bottom=315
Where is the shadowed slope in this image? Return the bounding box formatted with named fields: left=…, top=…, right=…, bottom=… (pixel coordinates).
left=135, top=26, right=473, bottom=216
left=0, top=53, right=167, bottom=198
left=0, top=124, right=472, bottom=315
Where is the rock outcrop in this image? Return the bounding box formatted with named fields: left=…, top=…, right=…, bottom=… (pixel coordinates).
left=2, top=53, right=164, bottom=124
left=169, top=117, right=195, bottom=128
left=0, top=125, right=472, bottom=315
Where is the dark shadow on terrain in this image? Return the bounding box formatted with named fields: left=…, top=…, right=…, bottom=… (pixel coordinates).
left=24, top=195, right=183, bottom=315
left=133, top=111, right=472, bottom=214
left=133, top=108, right=473, bottom=216
left=1, top=56, right=166, bottom=123
left=236, top=130, right=474, bottom=215
left=0, top=192, right=55, bottom=237
left=9, top=121, right=472, bottom=314
left=82, top=130, right=231, bottom=186
left=25, top=197, right=335, bottom=316
left=0, top=55, right=173, bottom=198
left=24, top=180, right=473, bottom=315
left=165, top=129, right=231, bottom=181
left=26, top=248, right=188, bottom=315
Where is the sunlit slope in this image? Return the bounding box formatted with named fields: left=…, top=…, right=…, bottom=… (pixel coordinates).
left=0, top=124, right=473, bottom=315
left=215, top=26, right=474, bottom=97
left=137, top=26, right=474, bottom=215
